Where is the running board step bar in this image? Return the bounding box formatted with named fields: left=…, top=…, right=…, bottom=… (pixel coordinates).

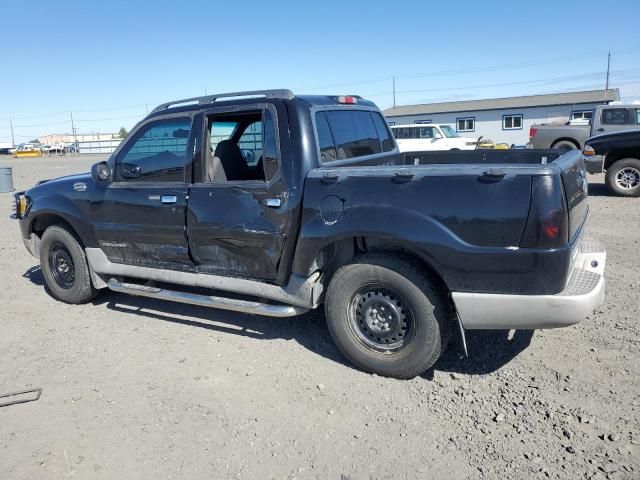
left=106, top=279, right=309, bottom=317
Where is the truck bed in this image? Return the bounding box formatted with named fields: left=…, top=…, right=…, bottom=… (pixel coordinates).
left=297, top=149, right=588, bottom=297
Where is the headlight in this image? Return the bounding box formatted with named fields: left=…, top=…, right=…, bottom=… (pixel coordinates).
left=13, top=193, right=28, bottom=218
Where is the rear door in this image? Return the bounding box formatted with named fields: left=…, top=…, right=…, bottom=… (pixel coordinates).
left=92, top=116, right=195, bottom=269
left=186, top=103, right=291, bottom=282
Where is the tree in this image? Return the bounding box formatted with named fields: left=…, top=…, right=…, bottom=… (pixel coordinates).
left=118, top=127, right=128, bottom=139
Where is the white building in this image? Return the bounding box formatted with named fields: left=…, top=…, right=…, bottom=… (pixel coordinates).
left=383, top=89, right=620, bottom=146
left=39, top=132, right=120, bottom=144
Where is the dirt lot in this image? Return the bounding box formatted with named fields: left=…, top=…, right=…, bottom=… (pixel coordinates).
left=0, top=154, right=638, bottom=480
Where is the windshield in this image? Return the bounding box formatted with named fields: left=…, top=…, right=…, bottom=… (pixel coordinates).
left=440, top=125, right=459, bottom=138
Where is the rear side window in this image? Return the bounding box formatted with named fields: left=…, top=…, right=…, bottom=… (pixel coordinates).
left=116, top=118, right=191, bottom=182
left=316, top=110, right=394, bottom=162
left=602, top=108, right=628, bottom=125
left=315, top=112, right=337, bottom=163
left=371, top=113, right=394, bottom=152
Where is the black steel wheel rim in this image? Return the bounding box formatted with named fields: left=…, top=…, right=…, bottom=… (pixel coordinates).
left=348, top=284, right=415, bottom=353
left=48, top=242, right=76, bottom=289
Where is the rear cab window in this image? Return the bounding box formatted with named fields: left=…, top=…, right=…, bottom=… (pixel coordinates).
left=601, top=108, right=628, bottom=125
left=315, top=109, right=395, bottom=163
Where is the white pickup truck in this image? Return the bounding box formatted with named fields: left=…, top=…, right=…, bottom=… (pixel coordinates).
left=390, top=124, right=478, bottom=151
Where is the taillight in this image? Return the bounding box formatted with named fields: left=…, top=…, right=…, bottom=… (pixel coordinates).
left=520, top=176, right=568, bottom=249
left=542, top=209, right=562, bottom=240
left=337, top=96, right=358, bottom=104
left=529, top=127, right=537, bottom=141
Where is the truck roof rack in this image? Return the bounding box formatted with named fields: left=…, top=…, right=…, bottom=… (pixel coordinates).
left=150, top=89, right=295, bottom=114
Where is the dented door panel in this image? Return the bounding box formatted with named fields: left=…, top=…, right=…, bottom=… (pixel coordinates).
left=186, top=181, right=289, bottom=281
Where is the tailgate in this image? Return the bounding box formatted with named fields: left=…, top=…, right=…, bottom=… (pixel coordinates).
left=554, top=150, right=589, bottom=242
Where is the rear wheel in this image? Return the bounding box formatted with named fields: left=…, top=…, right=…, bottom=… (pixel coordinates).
left=605, top=158, right=640, bottom=197
left=552, top=140, right=578, bottom=150
left=40, top=226, right=98, bottom=304
left=325, top=254, right=451, bottom=379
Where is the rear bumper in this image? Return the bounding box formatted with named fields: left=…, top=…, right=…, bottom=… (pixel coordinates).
left=453, top=238, right=606, bottom=329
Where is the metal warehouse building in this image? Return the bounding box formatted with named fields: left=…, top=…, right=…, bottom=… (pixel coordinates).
left=383, top=89, right=620, bottom=146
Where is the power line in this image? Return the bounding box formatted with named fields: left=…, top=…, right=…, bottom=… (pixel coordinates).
left=365, top=70, right=638, bottom=99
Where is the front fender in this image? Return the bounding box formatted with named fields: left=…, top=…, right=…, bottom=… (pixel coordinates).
left=23, top=193, right=97, bottom=248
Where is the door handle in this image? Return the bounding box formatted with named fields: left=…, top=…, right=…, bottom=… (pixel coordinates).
left=263, top=198, right=282, bottom=208
left=161, top=195, right=177, bottom=204
left=597, top=128, right=604, bottom=132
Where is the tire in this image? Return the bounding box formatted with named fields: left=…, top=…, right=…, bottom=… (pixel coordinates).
left=39, top=225, right=98, bottom=304
left=324, top=253, right=451, bottom=379
left=605, top=158, right=640, bottom=197
left=552, top=140, right=578, bottom=150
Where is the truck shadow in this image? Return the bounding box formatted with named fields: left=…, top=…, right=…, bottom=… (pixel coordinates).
left=424, top=329, right=534, bottom=379
left=586, top=182, right=611, bottom=197
left=23, top=265, right=534, bottom=379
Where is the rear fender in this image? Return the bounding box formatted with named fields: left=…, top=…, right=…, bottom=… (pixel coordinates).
left=291, top=204, right=462, bottom=285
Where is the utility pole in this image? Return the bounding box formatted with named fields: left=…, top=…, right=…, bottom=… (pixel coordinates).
left=70, top=111, right=78, bottom=154
left=145, top=104, right=149, bottom=115
left=9, top=118, right=15, bottom=147
left=605, top=50, right=611, bottom=90
left=392, top=76, right=396, bottom=108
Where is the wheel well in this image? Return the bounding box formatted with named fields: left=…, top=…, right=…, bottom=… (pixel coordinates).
left=317, top=236, right=449, bottom=294
left=551, top=138, right=580, bottom=149
left=31, top=214, right=84, bottom=247
left=604, top=151, right=640, bottom=170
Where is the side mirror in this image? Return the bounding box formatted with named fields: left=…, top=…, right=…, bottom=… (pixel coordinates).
left=433, top=132, right=443, bottom=140
left=91, top=161, right=111, bottom=183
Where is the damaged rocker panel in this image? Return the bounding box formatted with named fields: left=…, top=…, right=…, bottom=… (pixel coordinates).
left=85, top=248, right=323, bottom=309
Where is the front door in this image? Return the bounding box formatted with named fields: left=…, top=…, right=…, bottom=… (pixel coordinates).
left=186, top=104, right=291, bottom=282
left=92, top=116, right=195, bottom=269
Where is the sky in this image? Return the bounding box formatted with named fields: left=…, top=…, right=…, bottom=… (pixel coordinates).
left=1, top=0, right=639, bottom=143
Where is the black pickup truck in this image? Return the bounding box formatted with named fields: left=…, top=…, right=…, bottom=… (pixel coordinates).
left=12, top=90, right=607, bottom=378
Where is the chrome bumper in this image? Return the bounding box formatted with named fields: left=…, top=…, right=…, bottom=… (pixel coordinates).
left=452, top=238, right=606, bottom=329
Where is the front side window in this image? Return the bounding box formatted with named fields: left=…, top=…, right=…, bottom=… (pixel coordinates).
left=602, top=108, right=628, bottom=125
left=116, top=118, right=191, bottom=182
left=503, top=114, right=523, bottom=130
left=456, top=118, right=475, bottom=132
left=441, top=125, right=459, bottom=137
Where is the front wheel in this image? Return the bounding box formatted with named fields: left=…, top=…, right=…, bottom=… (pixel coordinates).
left=605, top=158, right=640, bottom=197
left=324, top=254, right=451, bottom=379
left=40, top=225, right=98, bottom=304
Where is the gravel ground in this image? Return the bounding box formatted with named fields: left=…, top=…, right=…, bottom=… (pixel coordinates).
left=0, top=155, right=638, bottom=480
